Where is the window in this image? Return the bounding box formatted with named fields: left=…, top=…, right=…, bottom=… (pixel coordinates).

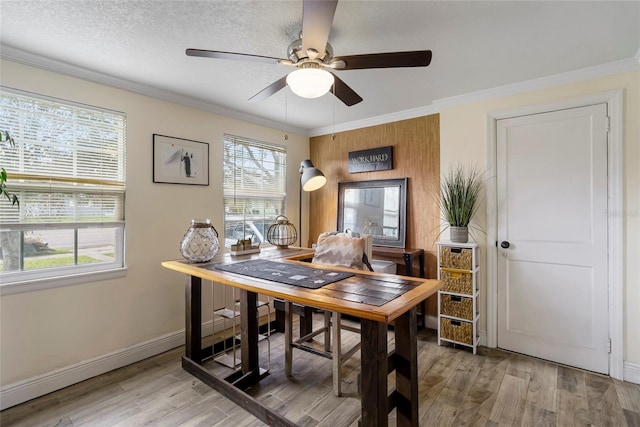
left=223, top=135, right=286, bottom=247
left=0, top=88, right=126, bottom=292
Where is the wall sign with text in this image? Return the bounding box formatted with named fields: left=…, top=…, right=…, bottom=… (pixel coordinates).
left=348, top=146, right=393, bottom=173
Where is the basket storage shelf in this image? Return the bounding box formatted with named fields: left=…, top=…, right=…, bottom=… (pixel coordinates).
left=440, top=293, right=476, bottom=321
left=440, top=268, right=476, bottom=295
left=439, top=245, right=474, bottom=270
left=439, top=317, right=475, bottom=345
left=437, top=242, right=479, bottom=354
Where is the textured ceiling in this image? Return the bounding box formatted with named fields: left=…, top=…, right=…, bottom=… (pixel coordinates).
left=1, top=1, right=639, bottom=134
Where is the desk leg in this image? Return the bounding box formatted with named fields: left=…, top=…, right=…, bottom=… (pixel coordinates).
left=284, top=301, right=293, bottom=377
left=360, top=318, right=388, bottom=427
left=403, top=252, right=413, bottom=277
left=394, top=307, right=419, bottom=427
left=185, top=275, right=202, bottom=363
left=240, top=290, right=259, bottom=378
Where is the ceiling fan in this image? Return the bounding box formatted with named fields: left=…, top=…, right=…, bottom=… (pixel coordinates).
left=186, top=0, right=432, bottom=106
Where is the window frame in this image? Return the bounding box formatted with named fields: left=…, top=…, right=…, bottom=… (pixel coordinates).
left=0, top=222, right=127, bottom=296
left=223, top=134, right=287, bottom=248
left=0, top=87, right=127, bottom=294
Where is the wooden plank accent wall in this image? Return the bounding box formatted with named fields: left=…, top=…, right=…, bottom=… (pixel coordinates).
left=309, top=114, right=440, bottom=315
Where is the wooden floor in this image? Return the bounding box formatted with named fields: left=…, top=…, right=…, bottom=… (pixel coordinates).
left=2, top=317, right=639, bottom=427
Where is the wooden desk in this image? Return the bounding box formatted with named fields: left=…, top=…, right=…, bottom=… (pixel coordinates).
left=162, top=247, right=441, bottom=427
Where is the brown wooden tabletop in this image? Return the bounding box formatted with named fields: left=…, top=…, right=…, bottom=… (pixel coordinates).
left=161, top=247, right=441, bottom=323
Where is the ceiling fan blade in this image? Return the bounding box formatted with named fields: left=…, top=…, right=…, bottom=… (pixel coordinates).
left=331, top=50, right=432, bottom=70
left=301, top=0, right=338, bottom=58
left=332, top=74, right=363, bottom=106
left=248, top=76, right=288, bottom=102
left=186, top=48, right=284, bottom=65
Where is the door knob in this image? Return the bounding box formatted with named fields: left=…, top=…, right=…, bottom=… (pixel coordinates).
left=500, top=241, right=510, bottom=249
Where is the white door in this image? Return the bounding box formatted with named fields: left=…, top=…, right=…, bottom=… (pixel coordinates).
left=496, top=103, right=609, bottom=374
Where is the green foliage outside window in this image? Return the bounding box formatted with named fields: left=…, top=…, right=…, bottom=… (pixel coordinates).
left=0, top=130, right=19, bottom=207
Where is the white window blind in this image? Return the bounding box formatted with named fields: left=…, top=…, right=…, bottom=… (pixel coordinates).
left=0, top=88, right=126, bottom=224
left=223, top=135, right=286, bottom=246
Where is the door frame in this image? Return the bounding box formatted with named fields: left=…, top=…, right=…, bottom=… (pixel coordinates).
left=485, top=90, right=624, bottom=380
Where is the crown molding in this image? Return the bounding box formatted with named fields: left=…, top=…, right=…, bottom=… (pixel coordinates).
left=0, top=45, right=309, bottom=136
left=432, top=56, right=640, bottom=110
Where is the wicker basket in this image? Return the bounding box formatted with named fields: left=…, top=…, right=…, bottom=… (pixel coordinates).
left=439, top=246, right=473, bottom=270
left=440, top=317, right=473, bottom=345
left=441, top=294, right=473, bottom=320
left=441, top=269, right=474, bottom=295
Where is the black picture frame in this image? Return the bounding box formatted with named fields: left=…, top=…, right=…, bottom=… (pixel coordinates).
left=337, top=178, right=408, bottom=248
left=152, top=134, right=209, bottom=185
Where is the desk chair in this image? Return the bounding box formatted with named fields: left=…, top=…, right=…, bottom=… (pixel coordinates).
left=284, top=231, right=373, bottom=396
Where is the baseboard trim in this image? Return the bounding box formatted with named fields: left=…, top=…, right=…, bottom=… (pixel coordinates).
left=0, top=319, right=218, bottom=411
left=624, top=361, right=640, bottom=385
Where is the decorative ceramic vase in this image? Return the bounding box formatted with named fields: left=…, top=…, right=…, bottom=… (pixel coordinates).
left=266, top=215, right=298, bottom=249
left=450, top=226, right=468, bottom=243
left=180, top=219, right=219, bottom=263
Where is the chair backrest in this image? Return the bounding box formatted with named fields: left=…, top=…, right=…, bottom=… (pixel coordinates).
left=312, top=231, right=373, bottom=271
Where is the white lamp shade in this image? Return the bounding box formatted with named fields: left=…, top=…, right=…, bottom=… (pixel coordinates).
left=301, top=173, right=327, bottom=191
left=286, top=68, right=334, bottom=99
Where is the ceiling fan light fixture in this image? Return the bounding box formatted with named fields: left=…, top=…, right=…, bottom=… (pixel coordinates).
left=286, top=68, right=334, bottom=99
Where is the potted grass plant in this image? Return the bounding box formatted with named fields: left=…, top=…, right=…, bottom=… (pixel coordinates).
left=440, top=164, right=483, bottom=243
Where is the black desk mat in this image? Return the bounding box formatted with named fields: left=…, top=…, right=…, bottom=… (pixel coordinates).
left=211, top=259, right=354, bottom=289
left=317, top=277, right=417, bottom=306
left=208, top=259, right=424, bottom=306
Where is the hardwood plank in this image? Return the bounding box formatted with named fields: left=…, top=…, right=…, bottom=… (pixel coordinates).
left=624, top=408, right=640, bottom=426
left=488, top=374, right=527, bottom=425
left=583, top=374, right=627, bottom=426
left=452, top=392, right=498, bottom=427
left=419, top=400, right=458, bottom=427
left=448, top=349, right=509, bottom=426
left=616, top=379, right=640, bottom=412
left=303, top=382, right=353, bottom=419
left=521, top=403, right=556, bottom=427
left=505, top=351, right=534, bottom=381
left=556, top=366, right=591, bottom=426
left=525, top=358, right=558, bottom=413
left=435, top=352, right=482, bottom=408
left=68, top=372, right=188, bottom=426
left=313, top=397, right=361, bottom=427
left=417, top=346, right=464, bottom=419
left=114, top=386, right=222, bottom=427
left=476, top=348, right=510, bottom=387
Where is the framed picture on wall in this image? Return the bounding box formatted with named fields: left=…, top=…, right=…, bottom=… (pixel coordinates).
left=153, top=134, right=209, bottom=185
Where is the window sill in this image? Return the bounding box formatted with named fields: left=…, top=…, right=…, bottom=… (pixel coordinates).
left=0, top=267, right=128, bottom=296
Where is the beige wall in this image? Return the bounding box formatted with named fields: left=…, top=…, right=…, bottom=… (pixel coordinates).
left=439, top=71, right=640, bottom=365
left=0, top=59, right=310, bottom=386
